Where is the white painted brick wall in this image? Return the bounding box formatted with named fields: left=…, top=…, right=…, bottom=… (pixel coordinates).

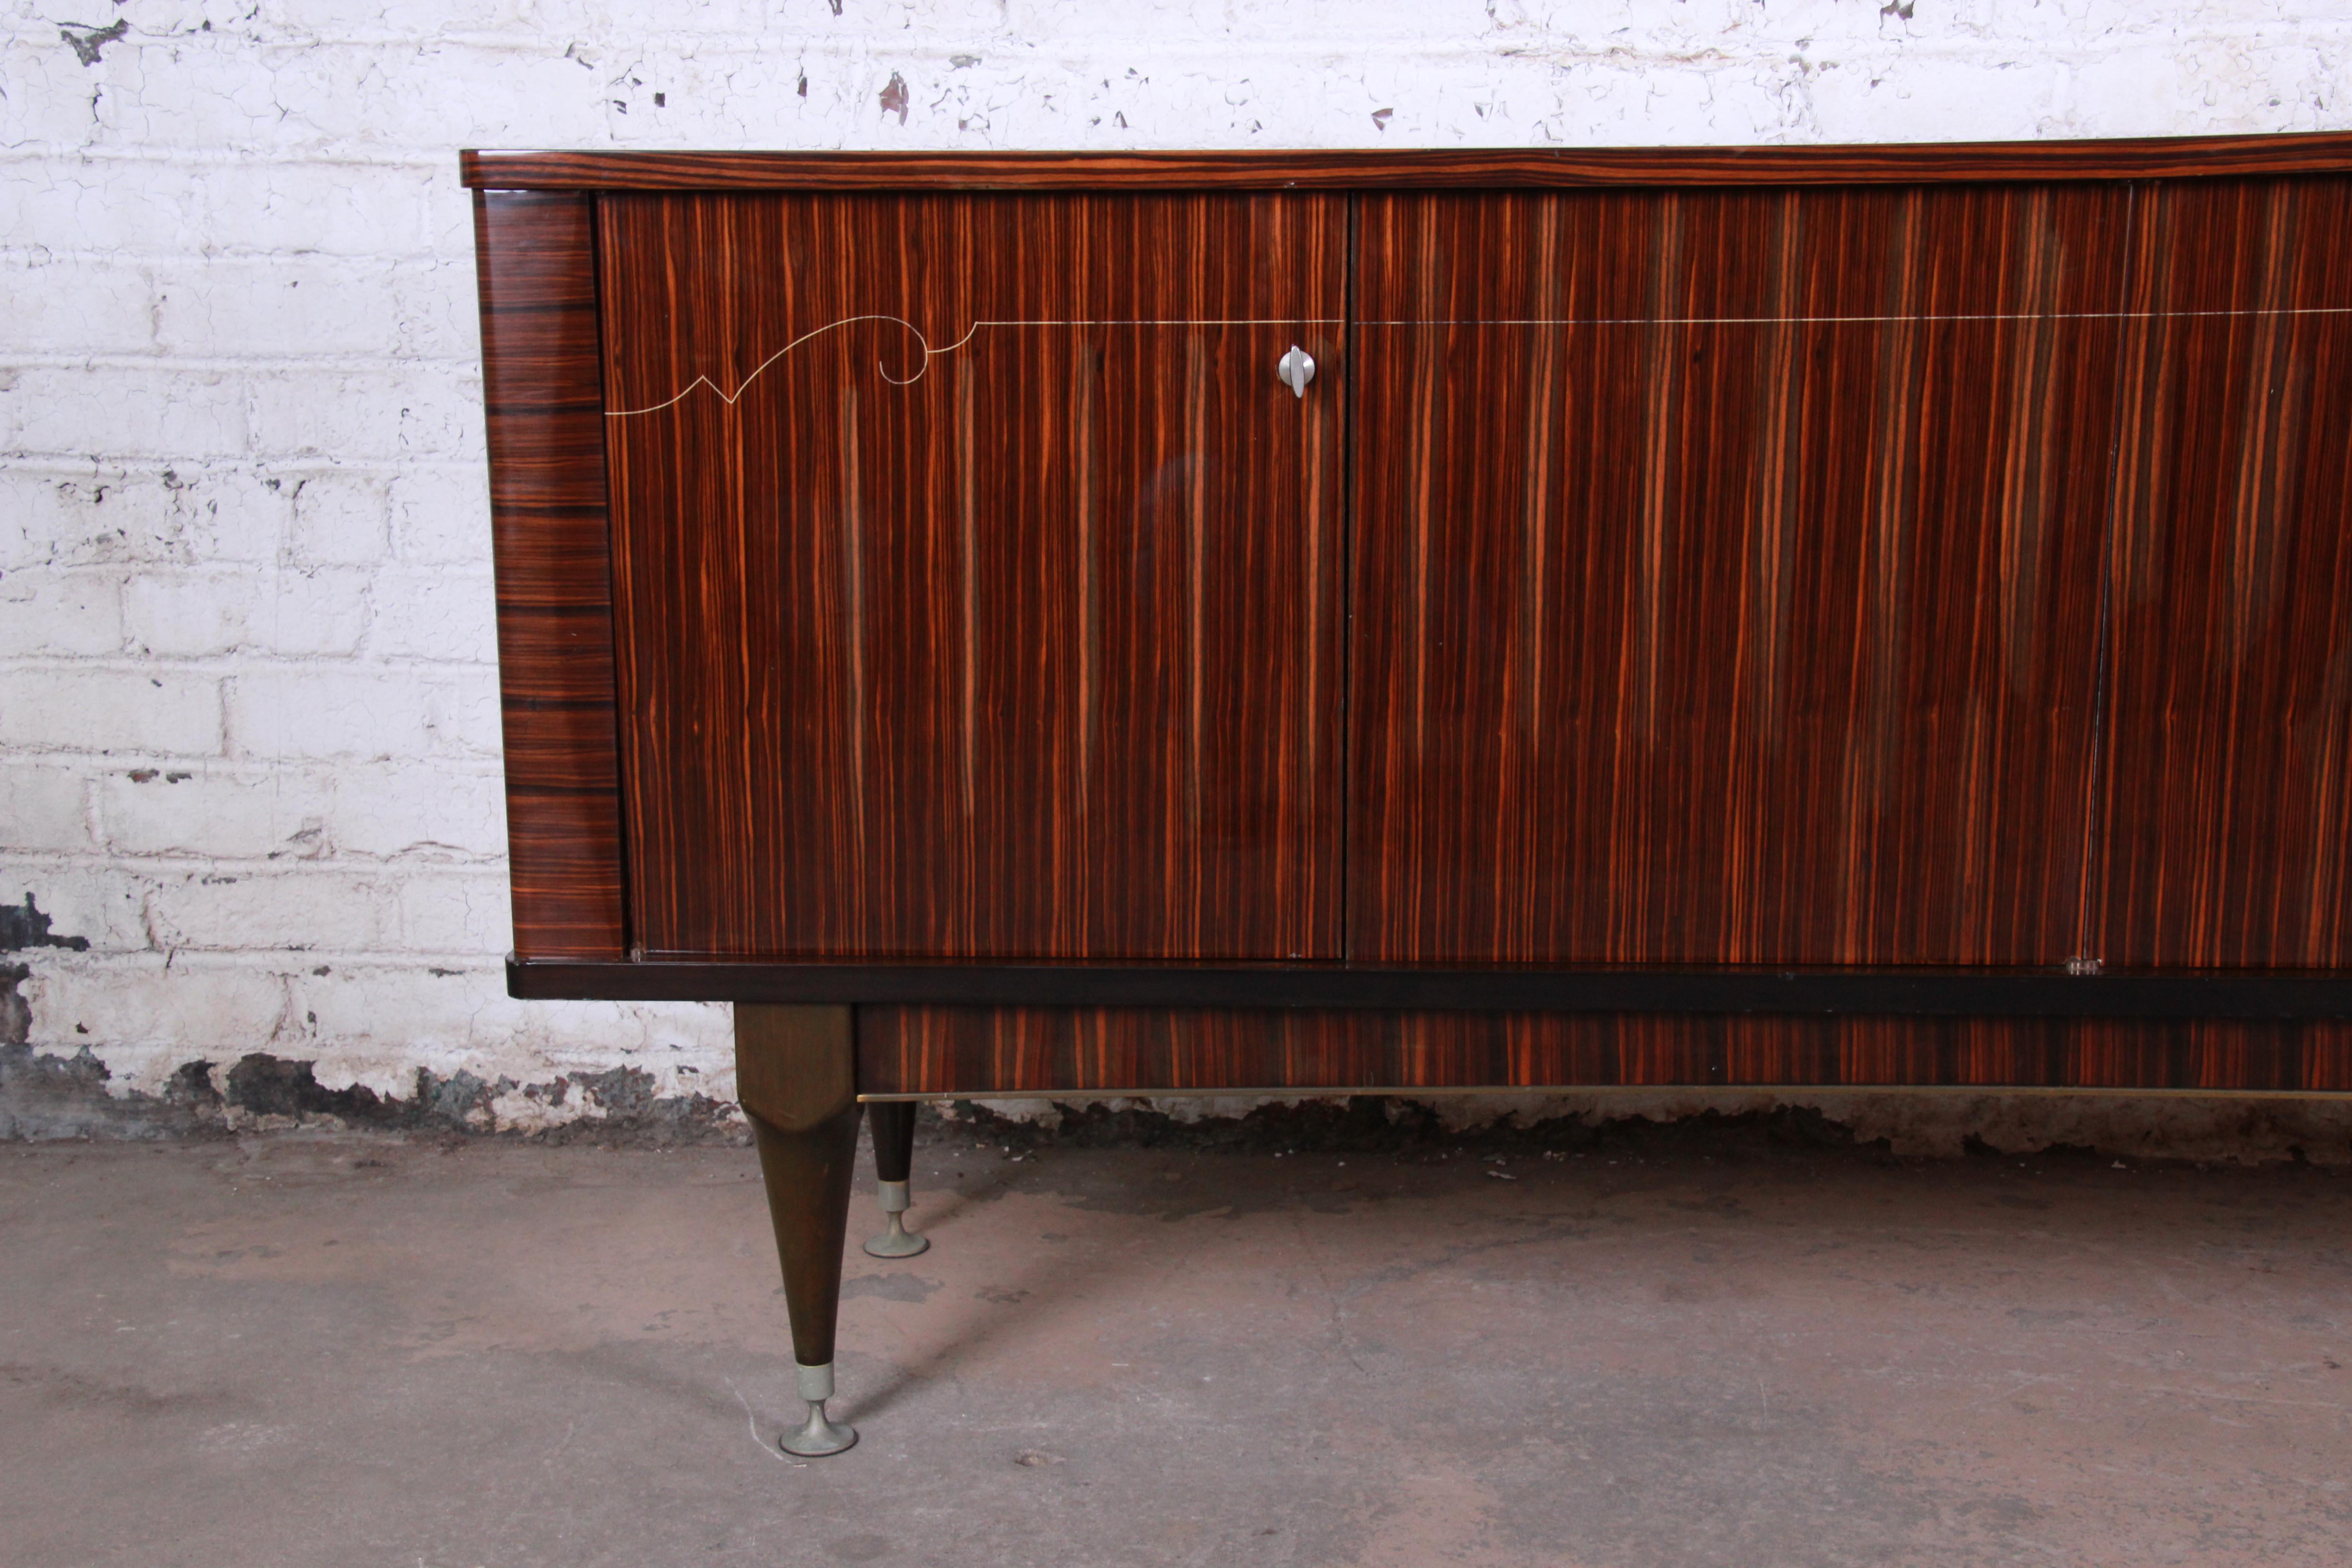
left=3, top=0, right=2347, bottom=1130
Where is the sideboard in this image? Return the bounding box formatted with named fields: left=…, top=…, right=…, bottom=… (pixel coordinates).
left=463, top=137, right=2352, bottom=1455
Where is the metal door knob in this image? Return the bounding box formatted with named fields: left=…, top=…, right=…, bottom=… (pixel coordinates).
left=1277, top=344, right=1316, bottom=397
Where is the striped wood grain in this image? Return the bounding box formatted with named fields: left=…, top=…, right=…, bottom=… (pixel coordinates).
left=473, top=191, right=627, bottom=960
left=2095, top=176, right=2352, bottom=967
left=858, top=1005, right=2352, bottom=1095
left=597, top=192, right=1345, bottom=960
left=1348, top=185, right=2133, bottom=965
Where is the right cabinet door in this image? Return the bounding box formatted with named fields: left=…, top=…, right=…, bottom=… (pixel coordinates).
left=2093, top=176, right=2352, bottom=968
left=1348, top=186, right=2133, bottom=965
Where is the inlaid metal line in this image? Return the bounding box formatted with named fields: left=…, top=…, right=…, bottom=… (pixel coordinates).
left=1361, top=306, right=2352, bottom=326
left=604, top=305, right=2352, bottom=417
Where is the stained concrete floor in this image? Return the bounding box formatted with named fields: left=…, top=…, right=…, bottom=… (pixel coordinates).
left=3, top=1122, right=2349, bottom=1568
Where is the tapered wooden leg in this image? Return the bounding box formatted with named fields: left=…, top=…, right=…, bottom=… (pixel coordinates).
left=737, top=1004, right=863, bottom=1456
left=750, top=1104, right=862, bottom=1453
left=863, top=1100, right=929, bottom=1259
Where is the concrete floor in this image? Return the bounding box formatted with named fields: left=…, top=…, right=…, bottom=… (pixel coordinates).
left=3, top=1123, right=2349, bottom=1568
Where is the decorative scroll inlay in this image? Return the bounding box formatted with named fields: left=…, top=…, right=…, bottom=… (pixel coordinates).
left=605, top=315, right=1344, bottom=416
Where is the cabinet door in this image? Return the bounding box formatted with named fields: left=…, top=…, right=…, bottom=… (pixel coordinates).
left=600, top=194, right=1343, bottom=960
left=1349, top=187, right=2129, bottom=965
left=2094, top=177, right=2352, bottom=967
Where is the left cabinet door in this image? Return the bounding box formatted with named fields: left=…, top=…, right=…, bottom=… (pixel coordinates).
left=598, top=193, right=1345, bottom=960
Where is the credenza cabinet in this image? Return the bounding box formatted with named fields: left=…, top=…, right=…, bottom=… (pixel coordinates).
left=466, top=139, right=2352, bottom=1452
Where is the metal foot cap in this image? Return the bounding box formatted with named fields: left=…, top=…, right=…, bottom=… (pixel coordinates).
left=863, top=1210, right=930, bottom=1258
left=780, top=1399, right=858, bottom=1457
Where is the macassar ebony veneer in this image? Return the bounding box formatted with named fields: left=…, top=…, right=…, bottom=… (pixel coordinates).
left=467, top=136, right=2352, bottom=1454
left=597, top=190, right=1343, bottom=962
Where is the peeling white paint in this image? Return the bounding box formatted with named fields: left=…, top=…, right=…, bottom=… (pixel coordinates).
left=2, top=1, right=2347, bottom=1132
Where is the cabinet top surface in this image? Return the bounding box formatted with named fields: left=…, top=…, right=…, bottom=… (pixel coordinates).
left=461, top=134, right=2352, bottom=192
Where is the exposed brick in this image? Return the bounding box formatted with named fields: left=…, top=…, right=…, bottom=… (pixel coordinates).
left=224, top=667, right=433, bottom=761
left=288, top=470, right=392, bottom=565
left=329, top=760, right=505, bottom=859
left=0, top=668, right=223, bottom=756
left=0, top=158, right=443, bottom=260
left=0, top=255, right=155, bottom=357
left=148, top=868, right=391, bottom=953
left=386, top=466, right=487, bottom=564
left=394, top=870, right=514, bottom=953
left=0, top=766, right=94, bottom=853
left=245, top=365, right=480, bottom=464
left=0, top=465, right=297, bottom=570
left=154, top=257, right=419, bottom=361
left=424, top=671, right=504, bottom=759
left=293, top=960, right=521, bottom=1051
left=0, top=862, right=158, bottom=955
left=368, top=567, right=495, bottom=663
left=169, top=467, right=302, bottom=565
left=23, top=956, right=289, bottom=1054
left=292, top=962, right=730, bottom=1063
left=98, top=765, right=333, bottom=860
left=0, top=568, right=127, bottom=658
left=123, top=565, right=371, bottom=657
left=1, top=367, right=249, bottom=461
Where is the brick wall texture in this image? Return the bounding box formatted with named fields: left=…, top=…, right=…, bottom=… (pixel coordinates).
left=4, top=2, right=2348, bottom=1134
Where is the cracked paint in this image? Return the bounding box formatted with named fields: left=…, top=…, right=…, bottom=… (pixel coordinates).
left=57, top=18, right=128, bottom=67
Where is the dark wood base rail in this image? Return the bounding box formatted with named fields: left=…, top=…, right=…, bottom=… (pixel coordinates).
left=469, top=136, right=2352, bottom=1455
left=510, top=955, right=2352, bottom=1019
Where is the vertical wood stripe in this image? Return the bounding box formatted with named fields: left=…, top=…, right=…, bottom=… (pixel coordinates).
left=473, top=190, right=627, bottom=960
left=857, top=1005, right=2352, bottom=1095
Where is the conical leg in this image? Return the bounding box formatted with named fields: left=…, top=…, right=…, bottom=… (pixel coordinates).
left=752, top=1106, right=862, bottom=1456
left=738, top=1004, right=864, bottom=1458
left=864, top=1099, right=929, bottom=1259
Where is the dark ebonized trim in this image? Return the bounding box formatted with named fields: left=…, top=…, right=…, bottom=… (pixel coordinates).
left=507, top=956, right=2352, bottom=1019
